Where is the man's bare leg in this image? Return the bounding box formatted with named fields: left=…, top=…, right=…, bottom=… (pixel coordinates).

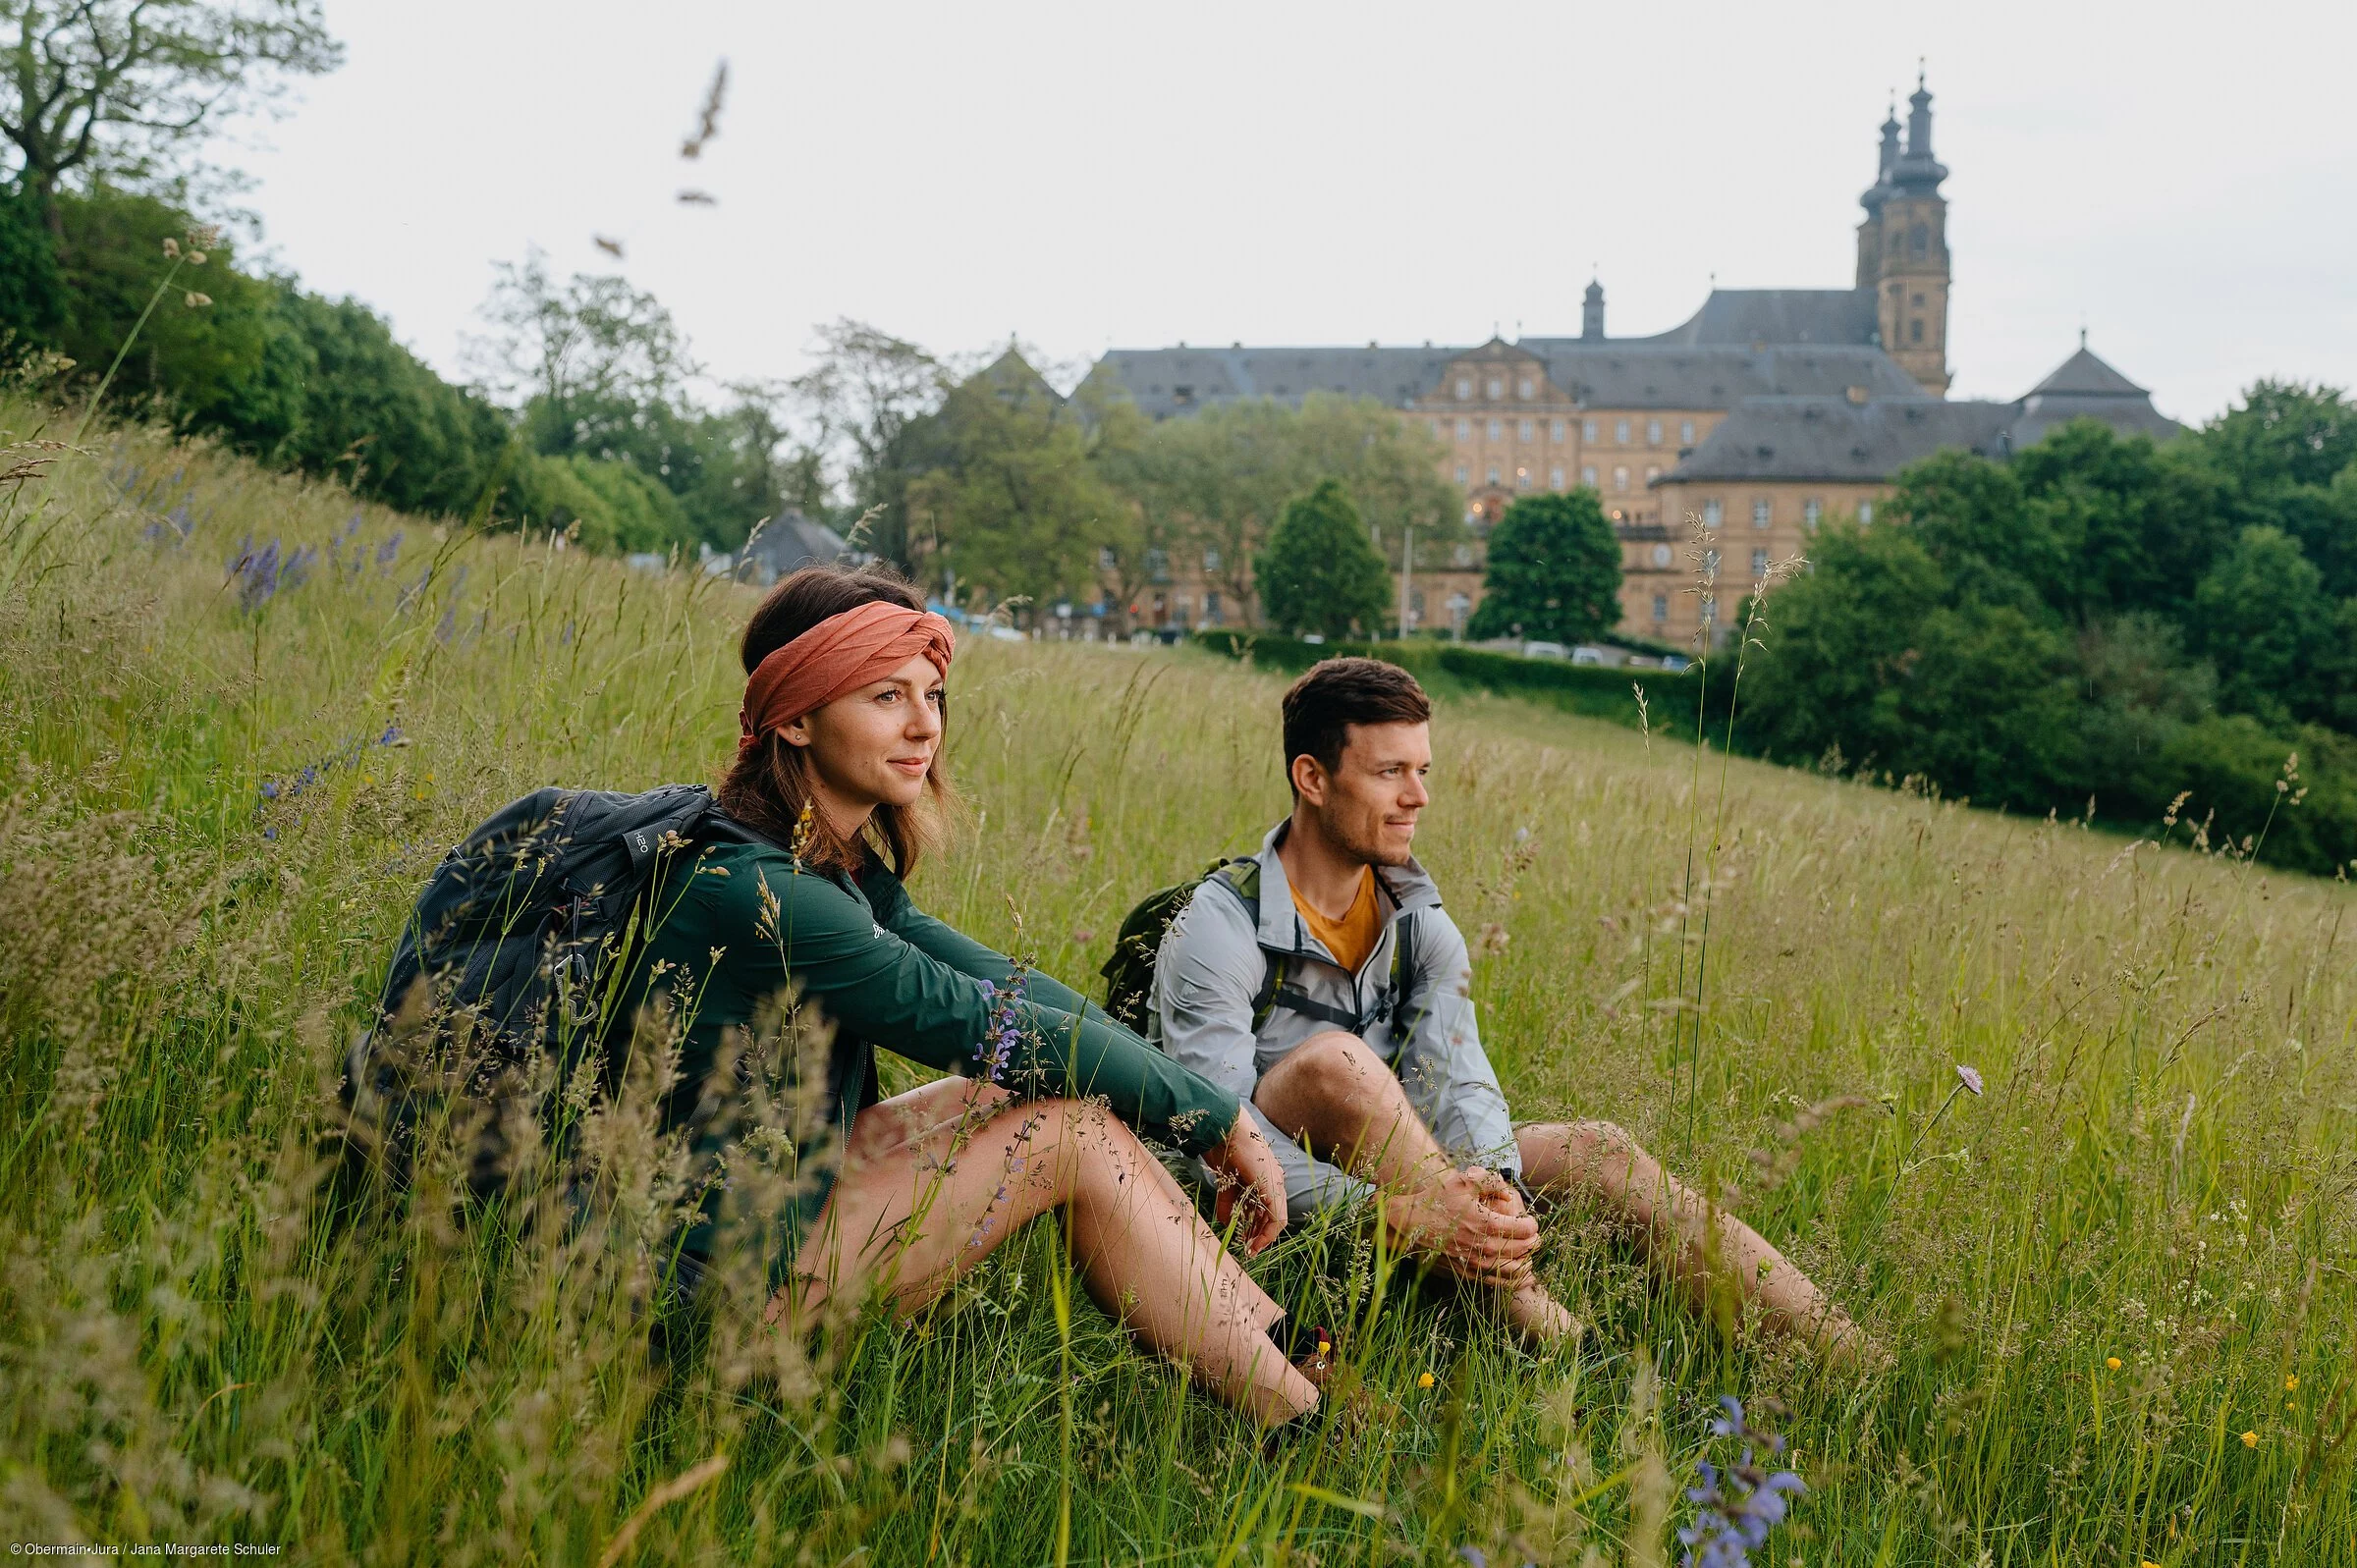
left=1252, top=1030, right=1578, bottom=1343
left=1516, top=1120, right=1867, bottom=1363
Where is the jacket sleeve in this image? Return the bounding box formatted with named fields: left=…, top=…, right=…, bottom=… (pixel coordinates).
left=1389, top=908, right=1520, bottom=1175
left=1152, top=885, right=1375, bottom=1215
left=867, top=875, right=1113, bottom=1025
left=707, top=860, right=1239, bottom=1158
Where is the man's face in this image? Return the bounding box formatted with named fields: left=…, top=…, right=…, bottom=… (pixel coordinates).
left=1298, top=721, right=1432, bottom=867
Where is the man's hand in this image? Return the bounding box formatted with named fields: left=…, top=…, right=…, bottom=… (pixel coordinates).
left=1383, top=1165, right=1540, bottom=1286
left=1204, top=1116, right=1288, bottom=1256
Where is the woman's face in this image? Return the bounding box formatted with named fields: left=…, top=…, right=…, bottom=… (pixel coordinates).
left=784, top=652, right=946, bottom=823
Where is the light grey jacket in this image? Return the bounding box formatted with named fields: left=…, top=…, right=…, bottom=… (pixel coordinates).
left=1147, top=819, right=1519, bottom=1218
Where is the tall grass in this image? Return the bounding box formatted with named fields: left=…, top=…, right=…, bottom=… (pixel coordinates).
left=0, top=400, right=2351, bottom=1564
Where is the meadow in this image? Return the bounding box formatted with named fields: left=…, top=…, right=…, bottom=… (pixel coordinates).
left=1, top=400, right=2352, bottom=1566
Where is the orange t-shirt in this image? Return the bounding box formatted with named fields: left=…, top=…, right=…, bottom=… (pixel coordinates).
left=1290, top=867, right=1384, bottom=976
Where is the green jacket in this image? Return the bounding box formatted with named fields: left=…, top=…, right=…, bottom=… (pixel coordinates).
left=622, top=836, right=1240, bottom=1284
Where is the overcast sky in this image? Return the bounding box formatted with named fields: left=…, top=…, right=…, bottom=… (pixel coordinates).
left=226, top=0, right=2355, bottom=426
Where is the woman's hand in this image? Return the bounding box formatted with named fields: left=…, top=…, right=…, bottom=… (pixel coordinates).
left=1203, top=1116, right=1288, bottom=1256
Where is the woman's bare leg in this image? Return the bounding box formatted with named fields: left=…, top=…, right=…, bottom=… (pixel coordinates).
left=1517, top=1120, right=1866, bottom=1362
left=779, top=1075, right=1317, bottom=1425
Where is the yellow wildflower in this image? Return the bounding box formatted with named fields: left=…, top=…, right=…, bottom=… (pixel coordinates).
left=2106, top=1357, right=2121, bottom=1371
left=1417, top=1372, right=1435, bottom=1389
left=2284, top=1375, right=2297, bottom=1390
left=1317, top=1340, right=1331, bottom=1357
left=2241, top=1430, right=2258, bottom=1447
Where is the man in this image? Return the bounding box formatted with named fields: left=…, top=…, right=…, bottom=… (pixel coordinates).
left=1150, top=657, right=1860, bottom=1354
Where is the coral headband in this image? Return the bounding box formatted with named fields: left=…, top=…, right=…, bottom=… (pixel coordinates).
left=738, top=601, right=957, bottom=757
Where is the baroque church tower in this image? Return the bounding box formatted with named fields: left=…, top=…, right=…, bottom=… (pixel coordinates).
left=1856, top=73, right=1951, bottom=395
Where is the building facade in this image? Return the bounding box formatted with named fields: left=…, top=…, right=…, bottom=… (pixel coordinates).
left=1084, top=77, right=2176, bottom=645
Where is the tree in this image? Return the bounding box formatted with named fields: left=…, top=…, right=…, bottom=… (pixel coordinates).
left=1255, top=477, right=1390, bottom=640
left=904, top=351, right=1120, bottom=616
left=1464, top=489, right=1620, bottom=643
left=0, top=0, right=341, bottom=233
left=470, top=248, right=693, bottom=425
left=789, top=317, right=947, bottom=564
left=2186, top=526, right=2334, bottom=729
left=2012, top=419, right=2230, bottom=622
left=0, top=179, right=61, bottom=348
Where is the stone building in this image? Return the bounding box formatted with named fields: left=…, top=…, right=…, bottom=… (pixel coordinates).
left=1083, top=76, right=2180, bottom=643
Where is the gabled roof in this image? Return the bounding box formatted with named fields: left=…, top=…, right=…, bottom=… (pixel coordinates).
left=2024, top=346, right=2147, bottom=398
left=741, top=511, right=850, bottom=583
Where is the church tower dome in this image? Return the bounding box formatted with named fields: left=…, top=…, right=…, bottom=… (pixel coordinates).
left=1582, top=277, right=1605, bottom=340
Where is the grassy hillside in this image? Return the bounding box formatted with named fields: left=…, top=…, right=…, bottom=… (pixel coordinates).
left=2, top=403, right=2352, bottom=1564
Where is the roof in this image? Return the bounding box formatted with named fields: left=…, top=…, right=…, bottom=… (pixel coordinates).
left=1599, top=289, right=1882, bottom=349
left=1521, top=343, right=1921, bottom=408
left=1082, top=345, right=1458, bottom=418
left=1658, top=398, right=2015, bottom=484
left=741, top=511, right=850, bottom=582
left=1658, top=345, right=2183, bottom=485
left=1085, top=336, right=1921, bottom=417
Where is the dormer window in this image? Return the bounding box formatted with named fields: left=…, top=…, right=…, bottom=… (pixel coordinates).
left=1486, top=378, right=1505, bottom=400
left=1455, top=377, right=1473, bottom=401
left=1517, top=377, right=1535, bottom=400
left=1680, top=419, right=1696, bottom=444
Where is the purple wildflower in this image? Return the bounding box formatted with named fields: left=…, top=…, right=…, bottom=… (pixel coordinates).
left=1678, top=1397, right=1805, bottom=1568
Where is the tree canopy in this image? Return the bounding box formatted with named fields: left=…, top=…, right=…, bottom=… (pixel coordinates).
left=1465, top=489, right=1621, bottom=643
left=1255, top=478, right=1392, bottom=640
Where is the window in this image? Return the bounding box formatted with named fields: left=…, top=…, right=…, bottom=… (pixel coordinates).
left=1204, top=548, right=1221, bottom=573
left=1486, top=378, right=1504, bottom=399
left=1651, top=544, right=1672, bottom=568
left=1582, top=418, right=1599, bottom=442
left=1752, top=498, right=1772, bottom=528
left=1909, top=221, right=1929, bottom=257
left=1857, top=501, right=1875, bottom=524
left=1098, top=546, right=1117, bottom=570
left=1615, top=418, right=1631, bottom=444
left=1652, top=594, right=1670, bottom=622
left=1204, top=590, right=1222, bottom=623
left=1455, top=377, right=1472, bottom=401
left=1579, top=464, right=1598, bottom=487
left=1680, top=418, right=1696, bottom=445
left=1455, top=417, right=1470, bottom=440
left=1910, top=318, right=1924, bottom=344
left=1486, top=464, right=1501, bottom=485
left=1646, top=418, right=1663, bottom=446
left=1803, top=498, right=1823, bottom=528
left=1550, top=466, right=1565, bottom=490
left=1515, top=467, right=1532, bottom=490
left=1145, top=547, right=1170, bottom=580
left=1454, top=462, right=1468, bottom=484
left=1645, top=464, right=1661, bottom=484
left=1751, top=548, right=1769, bottom=577
left=1486, top=418, right=1502, bottom=441
left=1701, top=499, right=1724, bottom=528
left=1911, top=292, right=1925, bottom=307
left=1516, top=377, right=1535, bottom=400
left=1550, top=418, right=1565, bottom=442
left=1613, top=465, right=1629, bottom=492
left=1452, top=543, right=1474, bottom=568
left=1173, top=385, right=1193, bottom=406
left=1702, top=548, right=1721, bottom=578
left=1518, top=418, right=1534, bottom=441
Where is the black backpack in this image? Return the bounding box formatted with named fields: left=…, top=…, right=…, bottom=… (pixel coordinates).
left=340, top=783, right=745, bottom=1198
left=1099, top=858, right=1419, bottom=1047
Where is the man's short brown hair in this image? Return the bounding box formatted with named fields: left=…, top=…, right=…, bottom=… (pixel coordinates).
left=1281, top=658, right=1431, bottom=789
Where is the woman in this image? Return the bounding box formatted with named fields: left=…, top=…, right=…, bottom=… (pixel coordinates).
left=624, top=563, right=1318, bottom=1426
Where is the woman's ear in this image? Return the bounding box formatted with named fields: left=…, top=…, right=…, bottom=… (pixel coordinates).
left=781, top=715, right=814, bottom=749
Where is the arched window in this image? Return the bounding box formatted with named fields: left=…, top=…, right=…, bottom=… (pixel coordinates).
left=1910, top=222, right=1930, bottom=257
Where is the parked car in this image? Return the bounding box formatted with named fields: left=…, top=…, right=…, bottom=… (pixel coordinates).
left=1521, top=640, right=1568, bottom=661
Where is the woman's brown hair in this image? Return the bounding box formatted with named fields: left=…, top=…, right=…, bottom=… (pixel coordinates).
left=718, top=562, right=958, bottom=878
